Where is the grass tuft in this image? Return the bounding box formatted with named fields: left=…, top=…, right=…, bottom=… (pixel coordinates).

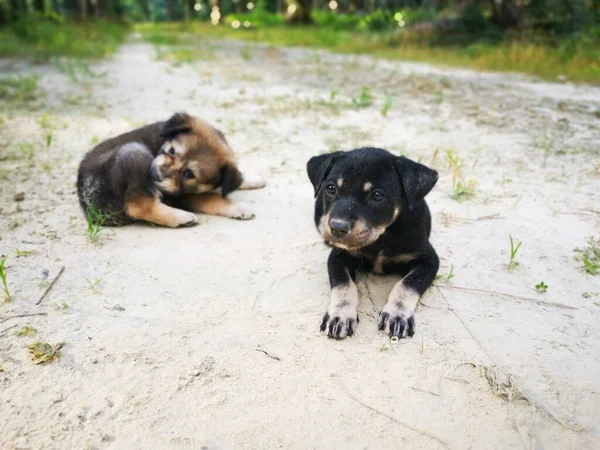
left=0, top=255, right=11, bottom=301
left=0, top=17, right=128, bottom=60
left=508, top=234, right=522, bottom=270
left=85, top=203, right=111, bottom=243
left=575, top=236, right=600, bottom=276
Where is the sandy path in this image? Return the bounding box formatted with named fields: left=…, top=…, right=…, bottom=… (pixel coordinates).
left=1, top=36, right=600, bottom=449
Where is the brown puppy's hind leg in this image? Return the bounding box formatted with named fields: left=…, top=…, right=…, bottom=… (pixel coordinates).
left=126, top=195, right=197, bottom=228
left=175, top=193, right=254, bottom=220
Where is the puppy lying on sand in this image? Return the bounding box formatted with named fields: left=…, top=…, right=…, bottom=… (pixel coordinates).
left=307, top=147, right=439, bottom=339
left=77, top=112, right=266, bottom=227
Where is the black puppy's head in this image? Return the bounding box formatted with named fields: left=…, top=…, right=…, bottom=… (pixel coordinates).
left=307, top=148, right=438, bottom=250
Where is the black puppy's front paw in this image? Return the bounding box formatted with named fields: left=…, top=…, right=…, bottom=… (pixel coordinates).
left=320, top=308, right=359, bottom=340
left=378, top=303, right=415, bottom=339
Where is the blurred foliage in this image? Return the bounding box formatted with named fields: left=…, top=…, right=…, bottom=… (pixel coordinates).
left=0, top=0, right=598, bottom=82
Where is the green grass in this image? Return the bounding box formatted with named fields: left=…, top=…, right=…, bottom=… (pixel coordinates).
left=508, top=234, right=522, bottom=270
left=135, top=22, right=600, bottom=83
left=0, top=75, right=40, bottom=105
left=86, top=203, right=112, bottom=243
left=0, top=17, right=128, bottom=59
left=575, top=236, right=600, bottom=276
left=0, top=255, right=10, bottom=301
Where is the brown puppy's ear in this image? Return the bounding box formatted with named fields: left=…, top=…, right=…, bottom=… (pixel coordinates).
left=220, top=163, right=243, bottom=198
left=160, top=112, right=192, bottom=139
left=393, top=156, right=438, bottom=210
left=306, top=151, right=343, bottom=197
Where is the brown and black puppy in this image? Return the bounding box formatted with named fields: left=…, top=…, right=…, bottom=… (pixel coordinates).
left=77, top=112, right=266, bottom=227
left=307, top=147, right=439, bottom=340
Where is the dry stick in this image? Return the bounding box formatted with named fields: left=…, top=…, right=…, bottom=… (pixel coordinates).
left=0, top=323, right=19, bottom=337
left=407, top=385, right=441, bottom=397
left=339, top=382, right=450, bottom=449
left=0, top=312, right=48, bottom=325
left=255, top=348, right=281, bottom=361
left=36, top=266, right=65, bottom=306
left=436, top=284, right=577, bottom=310
left=436, top=287, right=584, bottom=432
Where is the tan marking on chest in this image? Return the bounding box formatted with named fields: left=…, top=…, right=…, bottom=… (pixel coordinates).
left=373, top=253, right=417, bottom=274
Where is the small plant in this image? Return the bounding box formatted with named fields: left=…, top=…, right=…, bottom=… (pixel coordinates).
left=85, top=277, right=103, bottom=293
left=0, top=255, right=10, bottom=301
left=574, top=237, right=600, bottom=276
left=0, top=75, right=40, bottom=105
left=535, top=281, right=548, bottom=293
left=27, top=341, right=63, bottom=365
left=86, top=203, right=111, bottom=243
left=53, top=300, right=69, bottom=310
left=451, top=180, right=476, bottom=201
left=435, top=265, right=454, bottom=283
left=46, top=131, right=53, bottom=148
left=14, top=249, right=31, bottom=257
left=508, top=235, right=522, bottom=270
left=380, top=95, right=393, bottom=116
left=351, top=86, right=374, bottom=109
left=17, top=325, right=38, bottom=337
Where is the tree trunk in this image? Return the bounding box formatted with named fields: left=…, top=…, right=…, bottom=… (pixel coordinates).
left=286, top=0, right=313, bottom=24
left=79, top=0, right=88, bottom=21
left=488, top=0, right=521, bottom=28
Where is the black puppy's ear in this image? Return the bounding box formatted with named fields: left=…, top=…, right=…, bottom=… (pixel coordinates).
left=220, top=163, right=243, bottom=198
left=393, top=156, right=438, bottom=210
left=307, top=151, right=342, bottom=197
left=160, top=112, right=192, bottom=139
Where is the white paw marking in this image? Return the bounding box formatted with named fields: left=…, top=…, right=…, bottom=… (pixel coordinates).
left=321, top=303, right=358, bottom=339
left=175, top=210, right=198, bottom=227
left=241, top=174, right=267, bottom=190
left=379, top=302, right=415, bottom=339
left=321, top=282, right=359, bottom=339
left=227, top=202, right=255, bottom=220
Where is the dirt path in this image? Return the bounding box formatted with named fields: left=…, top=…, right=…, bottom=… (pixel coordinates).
left=1, top=36, right=600, bottom=449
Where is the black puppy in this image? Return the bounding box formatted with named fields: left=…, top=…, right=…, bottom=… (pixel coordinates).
left=307, top=147, right=440, bottom=340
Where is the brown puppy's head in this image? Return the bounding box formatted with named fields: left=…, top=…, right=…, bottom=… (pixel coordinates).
left=150, top=112, right=243, bottom=197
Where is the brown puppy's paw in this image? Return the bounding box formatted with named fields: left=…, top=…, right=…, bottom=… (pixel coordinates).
left=226, top=202, right=255, bottom=220
left=320, top=307, right=358, bottom=340
left=240, top=174, right=267, bottom=190
left=173, top=210, right=198, bottom=227
left=378, top=303, right=415, bottom=339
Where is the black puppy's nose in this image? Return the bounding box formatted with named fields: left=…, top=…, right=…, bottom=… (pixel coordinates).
left=150, top=166, right=161, bottom=181
left=329, top=219, right=351, bottom=237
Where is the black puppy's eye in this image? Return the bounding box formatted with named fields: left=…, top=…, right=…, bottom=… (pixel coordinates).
left=183, top=169, right=194, bottom=179
left=326, top=183, right=337, bottom=195
left=371, top=190, right=385, bottom=202
left=168, top=147, right=175, bottom=156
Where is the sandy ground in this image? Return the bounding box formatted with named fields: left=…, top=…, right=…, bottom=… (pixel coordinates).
left=1, top=35, right=600, bottom=449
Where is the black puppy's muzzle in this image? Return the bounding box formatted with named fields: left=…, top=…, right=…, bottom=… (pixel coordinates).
left=329, top=219, right=352, bottom=237
left=150, top=166, right=161, bottom=182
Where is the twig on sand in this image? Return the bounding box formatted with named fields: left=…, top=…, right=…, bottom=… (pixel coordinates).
left=339, top=382, right=449, bottom=448
left=407, top=385, right=441, bottom=397
left=0, top=312, right=48, bottom=325
left=36, top=266, right=65, bottom=306
left=255, top=348, right=281, bottom=361
left=475, top=213, right=502, bottom=221
left=436, top=284, right=576, bottom=310
left=0, top=324, right=19, bottom=337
